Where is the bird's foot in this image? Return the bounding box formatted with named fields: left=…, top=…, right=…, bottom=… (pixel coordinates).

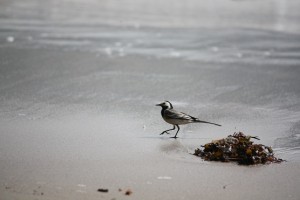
left=170, top=136, right=178, bottom=139
left=160, top=131, right=171, bottom=135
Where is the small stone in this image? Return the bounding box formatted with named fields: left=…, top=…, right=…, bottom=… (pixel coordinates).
left=125, top=189, right=132, bottom=196
left=97, top=188, right=109, bottom=193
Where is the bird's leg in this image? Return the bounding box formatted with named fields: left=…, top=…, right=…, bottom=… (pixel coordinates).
left=170, top=125, right=180, bottom=139
left=160, top=125, right=175, bottom=135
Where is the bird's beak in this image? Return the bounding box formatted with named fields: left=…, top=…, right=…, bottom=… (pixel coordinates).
left=156, top=103, right=161, bottom=106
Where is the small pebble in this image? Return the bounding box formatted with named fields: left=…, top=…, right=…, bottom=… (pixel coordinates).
left=125, top=189, right=132, bottom=196
left=97, top=188, right=109, bottom=193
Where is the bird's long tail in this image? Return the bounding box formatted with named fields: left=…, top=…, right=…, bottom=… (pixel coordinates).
left=193, top=119, right=221, bottom=126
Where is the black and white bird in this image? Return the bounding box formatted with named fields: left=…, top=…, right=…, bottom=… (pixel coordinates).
left=156, top=101, right=221, bottom=138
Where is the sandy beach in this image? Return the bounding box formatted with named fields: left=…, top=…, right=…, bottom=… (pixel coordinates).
left=1, top=0, right=300, bottom=199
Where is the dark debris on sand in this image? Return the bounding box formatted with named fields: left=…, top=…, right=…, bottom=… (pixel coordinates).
left=125, top=189, right=133, bottom=196
left=97, top=188, right=109, bottom=193
left=194, top=132, right=284, bottom=165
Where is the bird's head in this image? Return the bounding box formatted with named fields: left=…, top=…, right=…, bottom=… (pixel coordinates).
left=156, top=101, right=173, bottom=109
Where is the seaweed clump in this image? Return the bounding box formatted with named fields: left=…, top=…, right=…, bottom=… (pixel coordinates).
left=194, top=132, right=284, bottom=165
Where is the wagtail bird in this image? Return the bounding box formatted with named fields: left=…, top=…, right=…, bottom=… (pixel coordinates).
left=156, top=101, right=221, bottom=138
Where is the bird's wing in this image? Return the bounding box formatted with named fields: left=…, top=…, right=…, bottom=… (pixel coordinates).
left=164, top=109, right=195, bottom=121
left=164, top=109, right=222, bottom=126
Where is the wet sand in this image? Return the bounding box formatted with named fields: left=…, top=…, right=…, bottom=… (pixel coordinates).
left=0, top=48, right=300, bottom=200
